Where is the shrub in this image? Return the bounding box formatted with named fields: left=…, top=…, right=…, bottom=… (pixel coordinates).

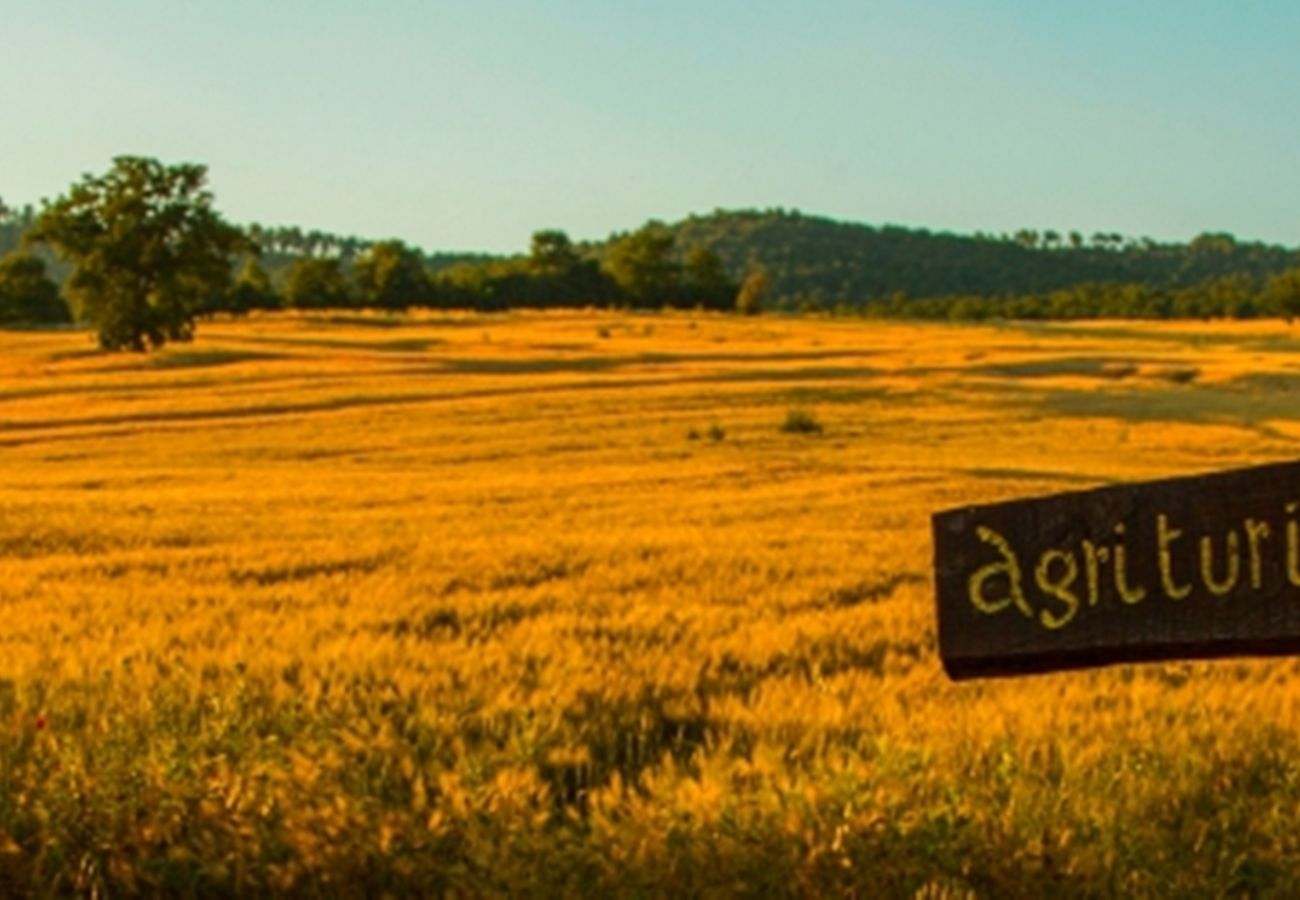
left=780, top=408, right=823, bottom=435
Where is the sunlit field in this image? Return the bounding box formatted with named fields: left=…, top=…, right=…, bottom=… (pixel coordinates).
left=7, top=310, right=1300, bottom=896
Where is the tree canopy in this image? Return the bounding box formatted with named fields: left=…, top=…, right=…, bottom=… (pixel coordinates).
left=604, top=222, right=679, bottom=306
left=27, top=156, right=247, bottom=350
left=528, top=230, right=580, bottom=276
left=0, top=252, right=66, bottom=325
left=282, top=257, right=353, bottom=310
left=354, top=240, right=432, bottom=310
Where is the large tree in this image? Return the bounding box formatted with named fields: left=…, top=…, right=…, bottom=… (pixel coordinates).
left=27, top=156, right=246, bottom=351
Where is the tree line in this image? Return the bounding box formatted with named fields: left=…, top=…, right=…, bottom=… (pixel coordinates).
left=0, top=161, right=754, bottom=347
left=3, top=157, right=1300, bottom=349
left=205, top=225, right=745, bottom=319
left=856, top=272, right=1300, bottom=322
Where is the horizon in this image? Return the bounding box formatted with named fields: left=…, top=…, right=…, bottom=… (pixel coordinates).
left=5, top=2, right=1299, bottom=253
left=6, top=200, right=1291, bottom=260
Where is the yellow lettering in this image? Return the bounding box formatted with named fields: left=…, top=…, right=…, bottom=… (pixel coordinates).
left=967, top=526, right=1032, bottom=618
left=1288, top=502, right=1300, bottom=588
left=1035, top=549, right=1080, bottom=630
left=1200, top=530, right=1241, bottom=597
left=1113, top=523, right=1146, bottom=605
left=1245, top=518, right=1271, bottom=590
left=1082, top=539, right=1108, bottom=606
left=1157, top=514, right=1191, bottom=600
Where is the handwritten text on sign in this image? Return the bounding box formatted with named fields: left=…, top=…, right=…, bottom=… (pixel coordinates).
left=932, top=460, right=1300, bottom=679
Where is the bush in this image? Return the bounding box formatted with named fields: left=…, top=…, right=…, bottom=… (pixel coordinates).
left=689, top=424, right=726, bottom=441
left=780, top=408, right=822, bottom=435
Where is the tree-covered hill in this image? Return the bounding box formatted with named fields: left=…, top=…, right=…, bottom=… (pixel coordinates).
left=7, top=187, right=1300, bottom=323
left=640, top=208, right=1300, bottom=308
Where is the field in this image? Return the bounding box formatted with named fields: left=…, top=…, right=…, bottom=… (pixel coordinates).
left=6, top=310, right=1300, bottom=896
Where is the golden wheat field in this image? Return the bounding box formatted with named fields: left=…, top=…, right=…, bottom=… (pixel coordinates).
left=6, top=310, right=1300, bottom=896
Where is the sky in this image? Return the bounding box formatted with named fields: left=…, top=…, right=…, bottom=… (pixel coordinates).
left=3, top=1, right=1298, bottom=253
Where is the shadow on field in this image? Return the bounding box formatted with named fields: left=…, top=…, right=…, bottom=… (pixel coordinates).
left=959, top=466, right=1115, bottom=487
left=0, top=392, right=444, bottom=438
left=236, top=334, right=446, bottom=353
left=44, top=347, right=103, bottom=363
left=149, top=348, right=285, bottom=369
left=306, top=314, right=408, bottom=328
left=1012, top=322, right=1300, bottom=355
left=441, top=349, right=879, bottom=376
left=1022, top=373, right=1300, bottom=428
left=976, top=356, right=1154, bottom=380
left=769, top=385, right=886, bottom=405
left=1009, top=322, right=1230, bottom=348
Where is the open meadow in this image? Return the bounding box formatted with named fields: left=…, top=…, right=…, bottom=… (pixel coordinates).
left=7, top=310, right=1300, bottom=896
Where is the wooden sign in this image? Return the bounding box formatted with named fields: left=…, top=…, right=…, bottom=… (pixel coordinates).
left=932, top=459, right=1300, bottom=679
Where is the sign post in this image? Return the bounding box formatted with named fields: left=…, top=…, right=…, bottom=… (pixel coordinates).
left=932, top=460, right=1300, bottom=679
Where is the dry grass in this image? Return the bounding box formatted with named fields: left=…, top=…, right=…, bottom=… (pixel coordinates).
left=5, top=310, right=1300, bottom=895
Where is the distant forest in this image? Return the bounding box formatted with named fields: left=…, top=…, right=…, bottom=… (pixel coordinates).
left=4, top=200, right=1300, bottom=324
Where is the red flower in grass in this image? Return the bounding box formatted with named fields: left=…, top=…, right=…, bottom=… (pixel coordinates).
left=33, top=715, right=46, bottom=731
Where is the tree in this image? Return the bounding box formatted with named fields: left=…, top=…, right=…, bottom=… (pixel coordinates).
left=604, top=222, right=678, bottom=306
left=222, top=256, right=279, bottom=314
left=683, top=246, right=734, bottom=310
left=437, top=261, right=499, bottom=310
left=1014, top=229, right=1040, bottom=249
left=735, top=268, right=770, bottom=315
left=1266, top=268, right=1300, bottom=322
left=282, top=257, right=353, bottom=309
left=1190, top=232, right=1238, bottom=255
left=354, top=240, right=430, bottom=309
left=27, top=156, right=246, bottom=351
left=0, top=251, right=68, bottom=324
left=528, top=229, right=580, bottom=276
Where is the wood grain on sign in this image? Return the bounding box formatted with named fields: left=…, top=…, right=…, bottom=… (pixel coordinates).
left=932, top=459, right=1300, bottom=679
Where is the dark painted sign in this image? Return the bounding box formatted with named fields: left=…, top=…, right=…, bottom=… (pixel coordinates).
left=933, top=460, right=1300, bottom=679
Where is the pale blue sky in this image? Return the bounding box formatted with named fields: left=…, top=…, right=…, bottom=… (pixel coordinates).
left=3, top=1, right=1297, bottom=252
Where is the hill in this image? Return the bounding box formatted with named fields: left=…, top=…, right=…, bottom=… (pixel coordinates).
left=6, top=200, right=1300, bottom=317
left=642, top=208, right=1300, bottom=307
